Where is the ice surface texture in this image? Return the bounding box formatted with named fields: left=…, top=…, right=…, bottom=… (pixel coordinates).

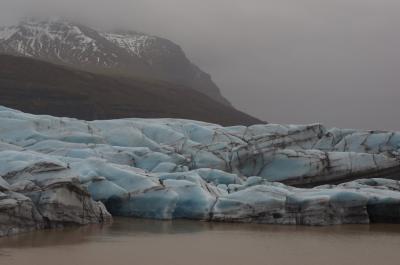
left=1, top=106, right=400, bottom=232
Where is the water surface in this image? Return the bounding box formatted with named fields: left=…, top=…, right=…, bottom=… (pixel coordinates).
left=1, top=218, right=400, bottom=265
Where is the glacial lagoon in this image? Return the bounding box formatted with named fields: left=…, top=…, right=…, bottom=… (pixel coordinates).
left=1, top=218, right=400, bottom=265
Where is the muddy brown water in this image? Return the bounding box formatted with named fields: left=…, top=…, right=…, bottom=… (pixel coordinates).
left=1, top=218, right=400, bottom=265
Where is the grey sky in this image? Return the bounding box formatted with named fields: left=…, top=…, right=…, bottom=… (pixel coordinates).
left=1, top=0, right=400, bottom=130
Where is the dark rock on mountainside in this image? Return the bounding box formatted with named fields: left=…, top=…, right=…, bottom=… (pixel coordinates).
left=0, top=54, right=262, bottom=126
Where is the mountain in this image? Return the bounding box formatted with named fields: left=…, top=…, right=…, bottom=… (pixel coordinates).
left=0, top=54, right=262, bottom=125
left=0, top=17, right=230, bottom=105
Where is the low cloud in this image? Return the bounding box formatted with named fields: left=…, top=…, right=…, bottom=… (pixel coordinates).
left=1, top=0, right=400, bottom=130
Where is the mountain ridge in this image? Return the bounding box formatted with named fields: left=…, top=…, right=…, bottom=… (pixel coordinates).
left=0, top=17, right=231, bottom=105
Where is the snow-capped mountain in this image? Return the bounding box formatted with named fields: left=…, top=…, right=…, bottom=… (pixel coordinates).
left=0, top=17, right=230, bottom=105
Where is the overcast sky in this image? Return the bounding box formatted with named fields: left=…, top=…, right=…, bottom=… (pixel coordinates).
left=1, top=0, right=400, bottom=130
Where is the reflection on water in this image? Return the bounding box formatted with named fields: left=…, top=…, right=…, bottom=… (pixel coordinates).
left=1, top=218, right=400, bottom=265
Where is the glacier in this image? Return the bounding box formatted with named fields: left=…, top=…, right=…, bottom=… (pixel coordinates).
left=1, top=106, right=400, bottom=235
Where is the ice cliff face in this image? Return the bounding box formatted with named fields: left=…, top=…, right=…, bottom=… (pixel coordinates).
left=1, top=106, right=400, bottom=235
left=0, top=18, right=230, bottom=105
left=0, top=156, right=111, bottom=237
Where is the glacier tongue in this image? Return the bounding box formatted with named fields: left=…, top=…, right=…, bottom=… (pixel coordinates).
left=1, top=106, right=400, bottom=235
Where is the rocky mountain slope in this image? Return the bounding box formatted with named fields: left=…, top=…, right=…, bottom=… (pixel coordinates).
left=0, top=17, right=230, bottom=105
left=0, top=54, right=262, bottom=125
left=1, top=106, right=400, bottom=236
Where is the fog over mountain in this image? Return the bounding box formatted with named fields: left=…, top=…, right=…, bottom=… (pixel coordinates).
left=1, top=0, right=399, bottom=130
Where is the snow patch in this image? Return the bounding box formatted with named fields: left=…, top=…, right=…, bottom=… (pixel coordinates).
left=101, top=32, right=155, bottom=57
